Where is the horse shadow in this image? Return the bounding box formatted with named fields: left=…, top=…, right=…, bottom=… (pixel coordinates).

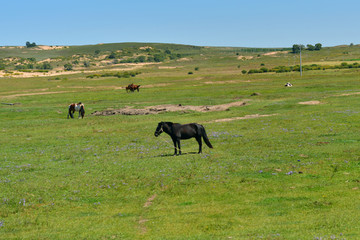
left=155, top=152, right=198, bottom=158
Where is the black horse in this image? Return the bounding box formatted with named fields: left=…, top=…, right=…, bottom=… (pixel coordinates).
left=154, top=122, right=213, bottom=155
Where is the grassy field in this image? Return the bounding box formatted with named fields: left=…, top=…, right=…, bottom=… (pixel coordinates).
left=1, top=43, right=360, bottom=239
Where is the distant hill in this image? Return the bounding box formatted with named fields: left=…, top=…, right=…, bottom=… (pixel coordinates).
left=0, top=42, right=289, bottom=60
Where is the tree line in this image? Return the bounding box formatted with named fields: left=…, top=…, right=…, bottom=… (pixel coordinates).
left=292, top=43, right=322, bottom=53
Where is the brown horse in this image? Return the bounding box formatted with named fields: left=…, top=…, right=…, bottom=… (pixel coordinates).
left=68, top=102, right=85, bottom=119
left=126, top=83, right=141, bottom=92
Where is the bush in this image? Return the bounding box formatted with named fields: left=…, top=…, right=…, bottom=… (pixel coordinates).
left=260, top=67, right=268, bottom=72
left=188, top=71, right=193, bottom=75
left=241, top=70, right=247, bottom=74
left=194, top=67, right=199, bottom=71
left=36, top=62, right=52, bottom=70
left=64, top=63, right=73, bottom=71
left=136, top=56, right=146, bottom=63
left=84, top=61, right=90, bottom=67
left=108, top=52, right=116, bottom=59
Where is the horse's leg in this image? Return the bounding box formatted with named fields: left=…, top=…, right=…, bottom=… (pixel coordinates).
left=70, top=110, right=74, bottom=119
left=177, top=139, right=181, bottom=155
left=196, top=136, right=202, bottom=154
left=172, top=138, right=178, bottom=155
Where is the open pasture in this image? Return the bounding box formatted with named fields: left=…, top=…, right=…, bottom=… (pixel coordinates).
left=1, top=44, right=360, bottom=239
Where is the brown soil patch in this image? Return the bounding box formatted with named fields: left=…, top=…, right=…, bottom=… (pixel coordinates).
left=335, top=92, right=360, bottom=96
left=263, top=51, right=289, bottom=56
left=144, top=194, right=157, bottom=208
left=2, top=91, right=74, bottom=99
left=298, top=101, right=321, bottom=105
left=237, top=55, right=254, bottom=60
left=92, top=101, right=247, bottom=116
left=36, top=45, right=65, bottom=50
left=158, top=66, right=179, bottom=69
left=207, top=114, right=277, bottom=123
left=138, top=193, right=157, bottom=235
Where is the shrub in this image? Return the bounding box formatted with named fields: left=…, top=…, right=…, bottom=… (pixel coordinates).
left=260, top=67, right=268, bottom=72
left=108, top=53, right=116, bottom=59
left=195, top=67, right=199, bottom=71
left=136, top=56, right=146, bottom=63
left=64, top=63, right=73, bottom=71
left=241, top=70, right=247, bottom=74
left=83, top=61, right=90, bottom=67
left=188, top=71, right=193, bottom=75
left=36, top=62, right=52, bottom=70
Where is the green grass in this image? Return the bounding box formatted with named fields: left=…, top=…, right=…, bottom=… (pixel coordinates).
left=1, top=43, right=360, bottom=239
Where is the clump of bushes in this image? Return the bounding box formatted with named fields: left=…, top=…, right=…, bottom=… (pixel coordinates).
left=86, top=71, right=141, bottom=79
left=247, top=62, right=360, bottom=74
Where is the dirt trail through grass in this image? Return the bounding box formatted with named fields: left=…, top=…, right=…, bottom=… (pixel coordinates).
left=138, top=194, right=157, bottom=234
left=92, top=101, right=247, bottom=116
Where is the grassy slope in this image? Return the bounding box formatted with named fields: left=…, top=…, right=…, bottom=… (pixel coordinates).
left=0, top=43, right=360, bottom=239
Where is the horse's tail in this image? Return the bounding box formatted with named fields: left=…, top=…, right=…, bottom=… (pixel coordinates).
left=199, top=124, right=213, bottom=149
left=80, top=105, right=85, bottom=118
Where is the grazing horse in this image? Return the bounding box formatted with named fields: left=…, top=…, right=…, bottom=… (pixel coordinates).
left=154, top=122, right=213, bottom=155
left=67, top=102, right=85, bottom=119
left=126, top=83, right=141, bottom=92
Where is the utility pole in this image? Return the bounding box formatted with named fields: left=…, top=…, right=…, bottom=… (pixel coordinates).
left=299, top=45, right=302, bottom=77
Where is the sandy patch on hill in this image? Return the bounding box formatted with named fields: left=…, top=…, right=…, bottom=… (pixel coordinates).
left=177, top=58, right=191, bottom=62
left=158, top=66, right=178, bottom=69
left=263, top=51, right=289, bottom=56
left=237, top=55, right=254, bottom=60
left=92, top=101, right=247, bottom=116
left=207, top=114, right=278, bottom=123
left=0, top=62, right=155, bottom=78
left=36, top=45, right=65, bottom=50
left=298, top=101, right=321, bottom=105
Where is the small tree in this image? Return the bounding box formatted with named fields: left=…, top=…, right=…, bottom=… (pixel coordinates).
left=315, top=43, right=322, bottom=51
left=26, top=41, right=37, bottom=48
left=242, top=70, right=247, bottom=74
left=307, top=44, right=315, bottom=51
left=291, top=44, right=305, bottom=53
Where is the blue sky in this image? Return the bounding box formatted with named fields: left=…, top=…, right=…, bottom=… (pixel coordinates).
left=1, top=0, right=359, bottom=47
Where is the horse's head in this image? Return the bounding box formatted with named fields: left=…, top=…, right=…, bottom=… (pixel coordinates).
left=154, top=122, right=164, bottom=137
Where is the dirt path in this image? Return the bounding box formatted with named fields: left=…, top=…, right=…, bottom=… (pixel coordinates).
left=138, top=194, right=157, bottom=235
left=206, top=114, right=278, bottom=123
left=298, top=100, right=321, bottom=105
left=2, top=91, right=74, bottom=99
left=92, top=101, right=247, bottom=116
